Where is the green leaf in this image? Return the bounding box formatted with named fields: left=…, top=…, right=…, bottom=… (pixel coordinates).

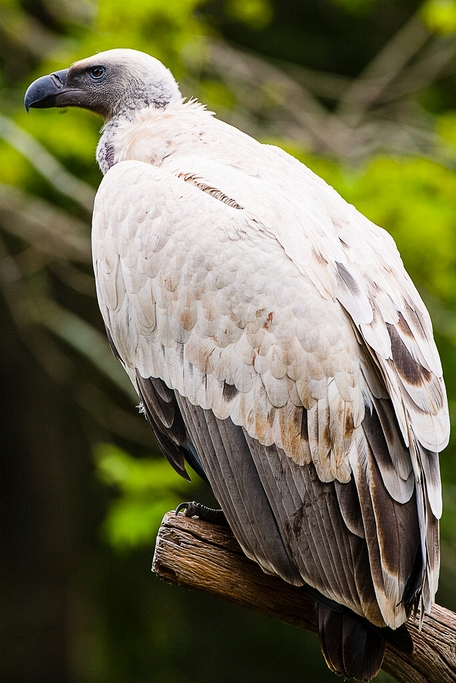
left=225, top=0, right=273, bottom=29
left=421, top=0, right=456, bottom=35
left=93, top=443, right=198, bottom=552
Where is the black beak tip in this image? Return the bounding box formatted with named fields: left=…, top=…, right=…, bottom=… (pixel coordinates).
left=24, top=83, right=36, bottom=112
left=24, top=92, right=33, bottom=113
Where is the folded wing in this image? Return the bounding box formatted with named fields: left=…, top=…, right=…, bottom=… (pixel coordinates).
left=92, top=156, right=448, bottom=631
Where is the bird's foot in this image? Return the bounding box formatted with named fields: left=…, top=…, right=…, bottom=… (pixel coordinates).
left=175, top=501, right=228, bottom=526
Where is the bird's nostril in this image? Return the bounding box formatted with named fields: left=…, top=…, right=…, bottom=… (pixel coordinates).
left=51, top=69, right=68, bottom=87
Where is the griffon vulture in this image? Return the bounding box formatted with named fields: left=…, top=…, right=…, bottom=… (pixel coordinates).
left=25, top=49, right=449, bottom=681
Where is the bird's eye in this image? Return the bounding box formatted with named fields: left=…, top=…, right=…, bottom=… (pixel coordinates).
left=89, top=66, right=106, bottom=80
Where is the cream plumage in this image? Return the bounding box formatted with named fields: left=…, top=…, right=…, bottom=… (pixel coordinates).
left=25, top=49, right=449, bottom=681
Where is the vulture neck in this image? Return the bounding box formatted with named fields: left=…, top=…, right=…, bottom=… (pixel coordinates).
left=96, top=98, right=211, bottom=176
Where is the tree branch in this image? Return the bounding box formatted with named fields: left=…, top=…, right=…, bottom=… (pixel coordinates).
left=152, top=511, right=456, bottom=683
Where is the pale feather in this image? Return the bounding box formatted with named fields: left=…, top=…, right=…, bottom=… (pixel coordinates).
left=92, top=97, right=447, bottom=629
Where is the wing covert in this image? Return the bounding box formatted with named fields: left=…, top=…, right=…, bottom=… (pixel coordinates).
left=92, top=156, right=444, bottom=627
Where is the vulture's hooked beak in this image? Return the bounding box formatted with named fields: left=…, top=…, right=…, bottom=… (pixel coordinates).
left=24, top=69, right=77, bottom=112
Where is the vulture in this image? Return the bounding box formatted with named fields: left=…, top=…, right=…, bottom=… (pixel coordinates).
left=25, top=49, right=449, bottom=681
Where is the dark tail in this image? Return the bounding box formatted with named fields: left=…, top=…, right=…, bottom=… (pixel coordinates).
left=316, top=605, right=412, bottom=681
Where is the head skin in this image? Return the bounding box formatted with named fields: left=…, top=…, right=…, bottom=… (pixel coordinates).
left=24, top=49, right=182, bottom=121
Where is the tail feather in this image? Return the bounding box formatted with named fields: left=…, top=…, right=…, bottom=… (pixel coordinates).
left=316, top=605, right=387, bottom=682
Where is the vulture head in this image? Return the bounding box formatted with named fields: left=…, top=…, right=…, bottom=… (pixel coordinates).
left=24, top=49, right=181, bottom=121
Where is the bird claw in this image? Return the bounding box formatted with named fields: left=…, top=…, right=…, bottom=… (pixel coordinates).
left=175, top=501, right=228, bottom=526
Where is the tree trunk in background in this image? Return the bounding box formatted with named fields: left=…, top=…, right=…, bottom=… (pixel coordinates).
left=0, top=294, right=94, bottom=683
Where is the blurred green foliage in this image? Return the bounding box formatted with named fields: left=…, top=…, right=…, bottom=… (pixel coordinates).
left=3, top=1, right=456, bottom=682
left=94, top=443, right=192, bottom=551
left=421, top=0, right=456, bottom=34
left=225, top=0, right=274, bottom=28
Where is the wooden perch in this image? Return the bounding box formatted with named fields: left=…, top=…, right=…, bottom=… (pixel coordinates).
left=152, top=511, right=456, bottom=683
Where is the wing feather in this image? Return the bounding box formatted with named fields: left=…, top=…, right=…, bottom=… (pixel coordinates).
left=93, top=152, right=447, bottom=629
left=135, top=372, right=190, bottom=480
left=176, top=395, right=302, bottom=585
